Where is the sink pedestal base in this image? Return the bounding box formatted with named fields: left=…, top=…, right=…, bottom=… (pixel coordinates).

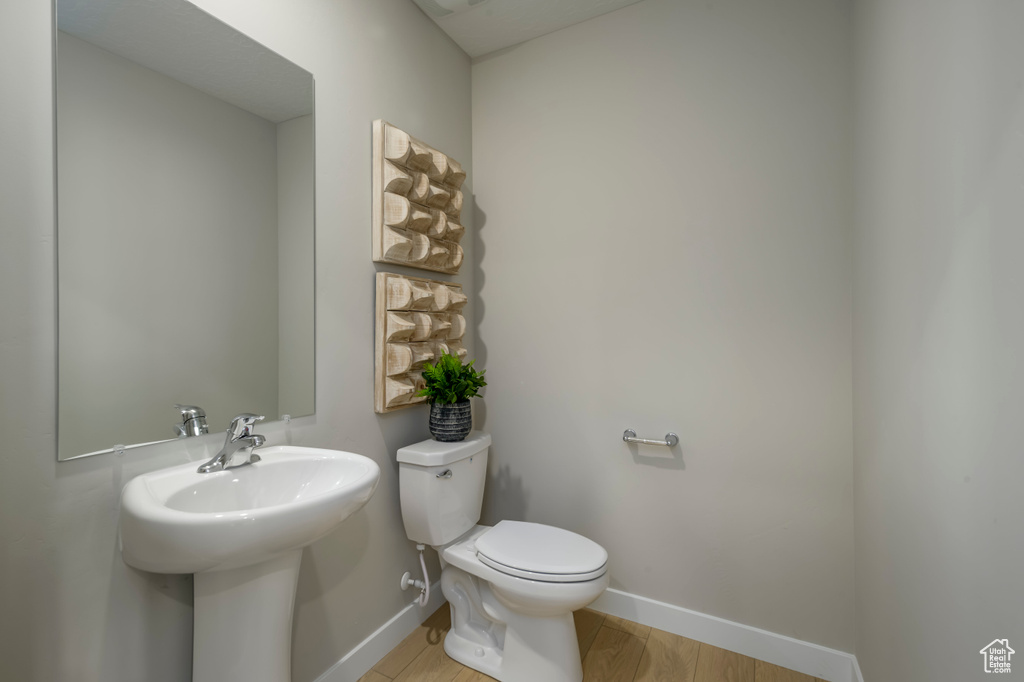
left=193, top=550, right=302, bottom=682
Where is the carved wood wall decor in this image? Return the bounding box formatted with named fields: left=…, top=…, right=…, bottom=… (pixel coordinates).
left=375, top=272, right=468, bottom=413
left=372, top=120, right=466, bottom=274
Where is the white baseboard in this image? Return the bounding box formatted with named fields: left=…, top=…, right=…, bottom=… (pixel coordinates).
left=589, top=588, right=862, bottom=682
left=313, top=583, right=864, bottom=682
left=313, top=581, right=445, bottom=682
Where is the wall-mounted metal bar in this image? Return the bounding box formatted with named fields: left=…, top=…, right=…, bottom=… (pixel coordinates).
left=622, top=429, right=678, bottom=447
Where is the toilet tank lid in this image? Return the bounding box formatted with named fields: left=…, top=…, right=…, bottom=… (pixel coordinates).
left=397, top=431, right=491, bottom=466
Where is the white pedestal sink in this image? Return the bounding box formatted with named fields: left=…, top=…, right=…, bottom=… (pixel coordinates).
left=119, top=445, right=380, bottom=682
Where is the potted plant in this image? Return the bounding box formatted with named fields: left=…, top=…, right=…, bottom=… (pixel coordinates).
left=418, top=352, right=487, bottom=442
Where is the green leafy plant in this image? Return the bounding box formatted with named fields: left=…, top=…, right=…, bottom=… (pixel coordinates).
left=418, top=352, right=487, bottom=404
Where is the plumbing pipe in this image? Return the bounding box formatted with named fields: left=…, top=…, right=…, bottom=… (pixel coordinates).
left=400, top=544, right=430, bottom=607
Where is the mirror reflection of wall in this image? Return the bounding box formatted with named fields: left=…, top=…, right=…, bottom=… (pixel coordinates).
left=55, top=0, right=314, bottom=460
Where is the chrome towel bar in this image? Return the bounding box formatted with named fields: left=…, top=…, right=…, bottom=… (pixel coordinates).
left=623, top=429, right=678, bottom=447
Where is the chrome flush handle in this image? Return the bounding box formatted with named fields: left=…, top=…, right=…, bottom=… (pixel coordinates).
left=436, top=469, right=453, bottom=479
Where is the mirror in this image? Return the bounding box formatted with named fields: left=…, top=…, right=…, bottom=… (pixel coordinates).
left=56, top=0, right=315, bottom=460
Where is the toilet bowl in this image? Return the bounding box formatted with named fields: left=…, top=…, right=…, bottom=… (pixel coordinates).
left=398, top=433, right=608, bottom=682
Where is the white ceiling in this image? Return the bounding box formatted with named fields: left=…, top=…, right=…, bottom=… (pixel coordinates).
left=410, top=0, right=647, bottom=59
left=57, top=0, right=312, bottom=123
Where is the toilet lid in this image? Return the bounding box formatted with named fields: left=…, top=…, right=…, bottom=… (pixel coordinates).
left=475, top=521, right=607, bottom=583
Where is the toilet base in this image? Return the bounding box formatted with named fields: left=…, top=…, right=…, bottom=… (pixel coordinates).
left=444, top=611, right=584, bottom=682
left=443, top=629, right=505, bottom=680
left=440, top=563, right=587, bottom=682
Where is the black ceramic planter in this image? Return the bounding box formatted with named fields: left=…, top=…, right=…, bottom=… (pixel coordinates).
left=429, top=400, right=472, bottom=442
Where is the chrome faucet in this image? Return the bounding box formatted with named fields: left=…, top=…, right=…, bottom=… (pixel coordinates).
left=197, top=413, right=267, bottom=473
left=173, top=404, right=209, bottom=438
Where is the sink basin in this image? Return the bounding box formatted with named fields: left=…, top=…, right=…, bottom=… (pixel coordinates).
left=119, top=445, right=380, bottom=682
left=121, top=445, right=380, bottom=573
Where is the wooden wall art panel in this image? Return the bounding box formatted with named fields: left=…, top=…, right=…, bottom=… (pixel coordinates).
left=372, top=120, right=466, bottom=274
left=375, top=272, right=468, bottom=413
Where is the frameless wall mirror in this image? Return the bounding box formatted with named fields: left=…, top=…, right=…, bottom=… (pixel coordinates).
left=55, top=0, right=315, bottom=460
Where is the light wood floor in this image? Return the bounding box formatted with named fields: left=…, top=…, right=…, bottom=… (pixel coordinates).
left=359, top=604, right=827, bottom=682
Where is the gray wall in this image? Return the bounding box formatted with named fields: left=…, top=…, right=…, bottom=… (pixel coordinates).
left=57, top=32, right=281, bottom=457
left=278, top=113, right=316, bottom=420
left=852, top=0, right=1024, bottom=679
left=0, top=0, right=471, bottom=680
left=471, top=0, right=855, bottom=651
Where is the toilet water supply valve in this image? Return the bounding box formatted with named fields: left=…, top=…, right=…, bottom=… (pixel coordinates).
left=400, top=544, right=430, bottom=607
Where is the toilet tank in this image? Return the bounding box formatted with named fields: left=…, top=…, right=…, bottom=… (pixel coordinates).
left=397, top=431, right=491, bottom=546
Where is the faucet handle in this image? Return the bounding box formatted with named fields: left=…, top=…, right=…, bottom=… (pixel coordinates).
left=227, top=413, right=265, bottom=438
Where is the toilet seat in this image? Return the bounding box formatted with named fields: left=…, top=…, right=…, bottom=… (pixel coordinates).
left=475, top=521, right=607, bottom=583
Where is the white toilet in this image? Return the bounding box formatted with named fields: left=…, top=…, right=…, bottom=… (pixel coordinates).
left=398, top=431, right=609, bottom=682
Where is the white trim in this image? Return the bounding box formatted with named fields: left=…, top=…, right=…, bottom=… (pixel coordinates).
left=589, top=588, right=862, bottom=682
left=313, top=581, right=446, bottom=682
left=852, top=656, right=865, bottom=682
left=312, top=584, right=864, bottom=682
